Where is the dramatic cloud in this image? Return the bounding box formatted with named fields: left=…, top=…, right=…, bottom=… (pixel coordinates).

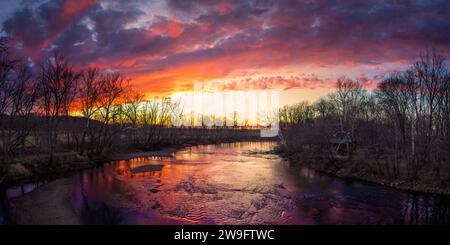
left=1, top=0, right=450, bottom=99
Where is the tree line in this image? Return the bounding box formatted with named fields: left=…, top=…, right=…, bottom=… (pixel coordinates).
left=280, top=50, right=450, bottom=182
left=0, top=38, right=136, bottom=159
left=0, top=38, right=260, bottom=169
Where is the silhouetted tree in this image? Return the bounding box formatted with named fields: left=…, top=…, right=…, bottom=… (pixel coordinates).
left=92, top=73, right=130, bottom=155
left=0, top=39, right=37, bottom=183
left=77, top=67, right=103, bottom=154
left=281, top=49, right=450, bottom=183
left=37, top=52, right=80, bottom=155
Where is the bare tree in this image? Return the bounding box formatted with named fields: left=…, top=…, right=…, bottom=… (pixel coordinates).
left=91, top=73, right=129, bottom=155
left=123, top=90, right=144, bottom=126
left=1, top=65, right=37, bottom=154
left=122, top=89, right=144, bottom=145
left=0, top=38, right=18, bottom=184
left=77, top=67, right=103, bottom=154
left=0, top=39, right=37, bottom=183
left=139, top=98, right=177, bottom=147
left=280, top=102, right=314, bottom=126
left=37, top=53, right=80, bottom=155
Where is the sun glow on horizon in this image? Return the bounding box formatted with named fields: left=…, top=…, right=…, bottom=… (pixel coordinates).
left=170, top=89, right=280, bottom=127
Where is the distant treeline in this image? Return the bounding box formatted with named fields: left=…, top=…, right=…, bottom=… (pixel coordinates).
left=279, top=50, right=450, bottom=182
left=0, top=38, right=261, bottom=166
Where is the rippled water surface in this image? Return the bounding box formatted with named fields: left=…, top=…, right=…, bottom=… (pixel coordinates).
left=68, top=141, right=450, bottom=224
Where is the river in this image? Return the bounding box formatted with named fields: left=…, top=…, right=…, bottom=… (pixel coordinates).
left=3, top=141, right=450, bottom=224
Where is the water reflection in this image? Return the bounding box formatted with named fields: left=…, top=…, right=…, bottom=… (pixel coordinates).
left=6, top=182, right=46, bottom=199
left=68, top=141, right=450, bottom=224
left=76, top=192, right=122, bottom=225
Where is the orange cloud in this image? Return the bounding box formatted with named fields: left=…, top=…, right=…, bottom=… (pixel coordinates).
left=5, top=0, right=450, bottom=104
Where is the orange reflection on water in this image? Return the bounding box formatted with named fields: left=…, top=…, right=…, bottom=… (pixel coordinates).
left=69, top=141, right=450, bottom=225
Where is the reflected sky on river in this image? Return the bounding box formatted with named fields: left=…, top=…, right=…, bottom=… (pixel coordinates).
left=68, top=142, right=450, bottom=224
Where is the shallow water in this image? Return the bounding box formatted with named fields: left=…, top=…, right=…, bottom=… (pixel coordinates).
left=66, top=141, right=450, bottom=224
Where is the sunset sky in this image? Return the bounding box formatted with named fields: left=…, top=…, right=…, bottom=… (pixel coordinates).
left=1, top=0, right=450, bottom=106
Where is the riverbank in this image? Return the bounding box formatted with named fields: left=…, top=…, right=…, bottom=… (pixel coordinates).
left=5, top=141, right=450, bottom=225
left=3, top=139, right=276, bottom=225
left=8, top=178, right=79, bottom=225
left=3, top=137, right=276, bottom=187
left=3, top=146, right=187, bottom=225
left=278, top=150, right=450, bottom=196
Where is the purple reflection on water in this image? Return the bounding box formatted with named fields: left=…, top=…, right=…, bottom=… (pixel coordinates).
left=68, top=142, right=450, bottom=225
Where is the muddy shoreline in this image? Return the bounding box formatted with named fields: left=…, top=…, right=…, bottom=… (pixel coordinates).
left=2, top=148, right=178, bottom=225
left=3, top=146, right=194, bottom=224
left=7, top=178, right=79, bottom=225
